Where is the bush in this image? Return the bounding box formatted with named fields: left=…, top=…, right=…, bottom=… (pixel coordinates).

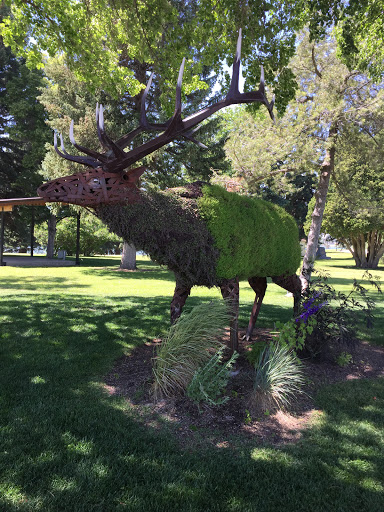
left=276, top=270, right=381, bottom=359
left=186, top=347, right=238, bottom=408
left=152, top=301, right=230, bottom=398
left=249, top=343, right=305, bottom=413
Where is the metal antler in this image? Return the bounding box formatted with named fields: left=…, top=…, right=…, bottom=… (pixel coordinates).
left=54, top=29, right=275, bottom=174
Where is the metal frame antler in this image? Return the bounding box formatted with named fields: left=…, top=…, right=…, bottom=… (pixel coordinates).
left=55, top=29, right=275, bottom=174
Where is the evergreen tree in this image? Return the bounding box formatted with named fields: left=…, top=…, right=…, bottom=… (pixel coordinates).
left=225, top=31, right=383, bottom=282
left=0, top=6, right=51, bottom=248
left=306, top=125, right=384, bottom=268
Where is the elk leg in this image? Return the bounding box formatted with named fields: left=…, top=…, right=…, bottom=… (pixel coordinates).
left=220, top=277, right=239, bottom=353
left=271, top=274, right=302, bottom=316
left=244, top=276, right=267, bottom=341
left=170, top=280, right=191, bottom=324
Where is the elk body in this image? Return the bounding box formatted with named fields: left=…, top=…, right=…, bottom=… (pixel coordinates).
left=36, top=31, right=303, bottom=351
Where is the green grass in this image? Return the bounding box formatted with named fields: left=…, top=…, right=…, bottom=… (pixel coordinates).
left=0, top=252, right=383, bottom=511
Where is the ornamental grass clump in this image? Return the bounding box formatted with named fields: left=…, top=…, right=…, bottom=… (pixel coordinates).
left=152, top=300, right=230, bottom=399
left=249, top=343, right=305, bottom=413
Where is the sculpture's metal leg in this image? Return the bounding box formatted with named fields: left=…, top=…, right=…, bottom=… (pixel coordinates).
left=244, top=276, right=267, bottom=341
left=170, top=280, right=192, bottom=324
left=271, top=274, right=302, bottom=316
left=220, top=277, right=239, bottom=353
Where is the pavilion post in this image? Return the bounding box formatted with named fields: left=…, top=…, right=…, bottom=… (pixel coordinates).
left=75, top=212, right=81, bottom=265
left=30, top=206, right=35, bottom=257
left=0, top=209, right=6, bottom=266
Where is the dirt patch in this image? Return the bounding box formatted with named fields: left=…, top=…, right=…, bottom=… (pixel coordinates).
left=104, top=329, right=384, bottom=447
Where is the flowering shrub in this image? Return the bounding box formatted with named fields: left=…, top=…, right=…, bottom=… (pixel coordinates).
left=277, top=270, right=381, bottom=358
left=295, top=292, right=328, bottom=324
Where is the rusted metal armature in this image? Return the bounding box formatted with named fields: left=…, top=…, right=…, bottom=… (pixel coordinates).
left=38, top=29, right=274, bottom=206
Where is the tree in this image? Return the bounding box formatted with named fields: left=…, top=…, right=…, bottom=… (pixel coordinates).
left=306, top=125, right=384, bottom=268
left=0, top=1, right=305, bottom=111
left=35, top=211, right=120, bottom=256
left=305, top=0, right=384, bottom=81
left=0, top=6, right=51, bottom=250
left=225, top=31, right=384, bottom=282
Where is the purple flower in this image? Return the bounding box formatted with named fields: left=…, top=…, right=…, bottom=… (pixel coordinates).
left=295, top=298, right=328, bottom=324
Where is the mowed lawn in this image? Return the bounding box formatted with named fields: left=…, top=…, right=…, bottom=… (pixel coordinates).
left=0, top=252, right=383, bottom=511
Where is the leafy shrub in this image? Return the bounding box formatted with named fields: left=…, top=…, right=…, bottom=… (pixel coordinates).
left=276, top=270, right=381, bottom=359
left=152, top=301, right=230, bottom=398
left=335, top=352, right=353, bottom=367
left=246, top=341, right=267, bottom=366
left=36, top=212, right=121, bottom=256
left=249, top=343, right=305, bottom=412
left=276, top=314, right=317, bottom=353
left=186, top=347, right=238, bottom=408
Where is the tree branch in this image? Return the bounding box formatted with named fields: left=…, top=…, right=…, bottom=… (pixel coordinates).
left=311, top=47, right=322, bottom=79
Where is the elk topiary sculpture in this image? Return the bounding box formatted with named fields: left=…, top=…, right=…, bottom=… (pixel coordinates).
left=37, top=31, right=302, bottom=351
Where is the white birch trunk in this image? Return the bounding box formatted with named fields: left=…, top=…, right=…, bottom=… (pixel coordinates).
left=301, top=129, right=337, bottom=285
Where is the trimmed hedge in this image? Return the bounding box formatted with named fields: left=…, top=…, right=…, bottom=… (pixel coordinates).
left=96, top=188, right=220, bottom=287
left=197, top=185, right=301, bottom=279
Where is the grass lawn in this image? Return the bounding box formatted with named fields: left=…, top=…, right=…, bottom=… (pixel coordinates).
left=0, top=251, right=383, bottom=511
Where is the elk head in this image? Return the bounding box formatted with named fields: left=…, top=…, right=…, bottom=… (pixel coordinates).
left=37, top=166, right=145, bottom=207
left=38, top=29, right=274, bottom=207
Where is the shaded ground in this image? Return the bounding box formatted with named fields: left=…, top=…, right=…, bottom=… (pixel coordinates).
left=3, top=255, right=75, bottom=266
left=104, top=329, right=384, bottom=447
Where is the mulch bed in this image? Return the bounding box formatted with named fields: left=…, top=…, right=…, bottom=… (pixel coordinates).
left=103, top=329, right=384, bottom=447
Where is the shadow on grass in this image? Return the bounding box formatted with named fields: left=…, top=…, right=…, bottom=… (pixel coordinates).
left=1, top=293, right=384, bottom=511
left=0, top=277, right=90, bottom=292
left=81, top=266, right=176, bottom=283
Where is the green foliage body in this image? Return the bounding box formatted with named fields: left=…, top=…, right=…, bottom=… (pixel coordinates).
left=198, top=185, right=301, bottom=279
left=97, top=186, right=220, bottom=287
left=97, top=183, right=301, bottom=286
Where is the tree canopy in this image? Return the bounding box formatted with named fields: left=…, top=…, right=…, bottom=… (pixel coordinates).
left=307, top=124, right=384, bottom=268
left=0, top=0, right=306, bottom=112
left=305, top=0, right=384, bottom=81
left=224, top=30, right=383, bottom=279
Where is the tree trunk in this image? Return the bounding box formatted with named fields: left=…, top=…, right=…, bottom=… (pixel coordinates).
left=120, top=241, right=136, bottom=270
left=301, top=131, right=337, bottom=284
left=46, top=214, right=57, bottom=259
left=347, top=232, right=384, bottom=268
left=358, top=233, right=368, bottom=268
